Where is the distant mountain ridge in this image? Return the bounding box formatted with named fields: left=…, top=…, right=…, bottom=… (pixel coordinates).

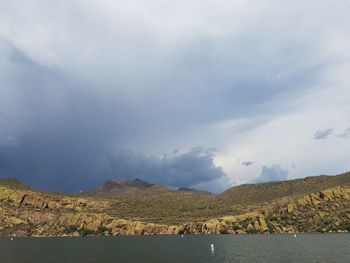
left=83, top=178, right=213, bottom=196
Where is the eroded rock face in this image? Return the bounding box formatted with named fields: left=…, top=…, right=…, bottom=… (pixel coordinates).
left=0, top=186, right=187, bottom=237
left=195, top=187, right=350, bottom=235
left=1, top=186, right=350, bottom=236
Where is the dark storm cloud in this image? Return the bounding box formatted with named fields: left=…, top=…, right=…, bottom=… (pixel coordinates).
left=107, top=147, right=227, bottom=188
left=255, top=165, right=288, bottom=183
left=0, top=44, right=231, bottom=192
left=313, top=129, right=333, bottom=140
left=0, top=46, right=132, bottom=191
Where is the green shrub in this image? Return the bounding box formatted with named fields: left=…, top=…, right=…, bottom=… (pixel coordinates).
left=281, top=214, right=290, bottom=220
left=338, top=210, right=349, bottom=218
left=97, top=226, right=111, bottom=235
left=247, top=228, right=259, bottom=234
left=267, top=222, right=275, bottom=233
left=80, top=228, right=96, bottom=236
left=231, top=223, right=241, bottom=230
left=345, top=223, right=350, bottom=232
left=65, top=225, right=78, bottom=234
left=219, top=226, right=229, bottom=234
left=340, top=222, right=350, bottom=231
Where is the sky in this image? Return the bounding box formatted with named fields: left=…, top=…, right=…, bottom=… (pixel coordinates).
left=0, top=0, right=350, bottom=193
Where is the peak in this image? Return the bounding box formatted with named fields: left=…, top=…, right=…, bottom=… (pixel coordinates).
left=85, top=178, right=155, bottom=195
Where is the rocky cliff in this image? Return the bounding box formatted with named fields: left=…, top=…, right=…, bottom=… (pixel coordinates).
left=201, top=187, right=350, bottom=234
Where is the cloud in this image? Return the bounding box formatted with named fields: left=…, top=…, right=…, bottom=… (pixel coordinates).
left=242, top=161, right=255, bottom=167
left=313, top=129, right=333, bottom=140
left=338, top=128, right=350, bottom=139
left=191, top=177, right=234, bottom=194
left=255, top=165, right=289, bottom=183
left=0, top=0, right=350, bottom=192
left=107, top=147, right=230, bottom=192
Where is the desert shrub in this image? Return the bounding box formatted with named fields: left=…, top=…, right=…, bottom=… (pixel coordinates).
left=219, top=226, right=229, bottom=234
left=338, top=210, right=349, bottom=218
left=345, top=223, right=350, bottom=232
left=266, top=215, right=278, bottom=221
left=267, top=222, right=275, bottom=233
left=231, top=223, right=241, bottom=230
left=247, top=228, right=259, bottom=234
left=97, top=226, right=111, bottom=235
left=338, top=222, right=350, bottom=231
left=80, top=228, right=96, bottom=236
left=65, top=225, right=78, bottom=234
left=322, top=218, right=332, bottom=226
left=281, top=214, right=290, bottom=220
left=319, top=192, right=325, bottom=199
left=298, top=223, right=309, bottom=233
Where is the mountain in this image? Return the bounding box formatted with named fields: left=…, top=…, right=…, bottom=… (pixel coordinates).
left=83, top=178, right=156, bottom=195
left=83, top=179, right=214, bottom=199
left=0, top=172, right=349, bottom=237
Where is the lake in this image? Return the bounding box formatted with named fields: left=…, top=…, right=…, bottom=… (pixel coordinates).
left=0, top=234, right=349, bottom=263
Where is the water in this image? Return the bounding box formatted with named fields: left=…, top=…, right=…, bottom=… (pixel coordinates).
left=0, top=234, right=349, bottom=263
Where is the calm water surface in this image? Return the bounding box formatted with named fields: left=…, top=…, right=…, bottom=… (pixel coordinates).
left=0, top=234, right=349, bottom=263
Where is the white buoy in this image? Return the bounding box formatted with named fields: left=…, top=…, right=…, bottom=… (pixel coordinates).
left=181, top=234, right=184, bottom=238
left=211, top=244, right=215, bottom=253
left=294, top=234, right=297, bottom=238
left=10, top=237, right=13, bottom=241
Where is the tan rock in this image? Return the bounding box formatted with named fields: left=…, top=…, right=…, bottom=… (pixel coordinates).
left=8, top=216, right=27, bottom=225
left=247, top=223, right=254, bottom=232
left=287, top=204, right=294, bottom=214
left=258, top=215, right=268, bottom=232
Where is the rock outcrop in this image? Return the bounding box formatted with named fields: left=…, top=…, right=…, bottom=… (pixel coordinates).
left=201, top=187, right=350, bottom=234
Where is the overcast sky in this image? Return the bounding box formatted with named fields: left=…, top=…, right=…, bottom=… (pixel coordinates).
left=0, top=0, right=349, bottom=193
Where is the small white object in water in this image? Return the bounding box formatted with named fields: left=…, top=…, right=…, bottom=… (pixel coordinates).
left=294, top=234, right=297, bottom=238
left=211, top=244, right=215, bottom=252
left=181, top=234, right=184, bottom=238
left=10, top=237, right=13, bottom=241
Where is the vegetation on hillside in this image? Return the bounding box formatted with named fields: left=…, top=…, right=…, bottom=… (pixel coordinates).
left=0, top=172, right=349, bottom=236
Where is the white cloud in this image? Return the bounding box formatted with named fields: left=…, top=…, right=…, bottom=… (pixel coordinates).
left=215, top=62, right=350, bottom=184
left=255, top=165, right=288, bottom=183
left=314, top=129, right=333, bottom=140
left=338, top=128, right=350, bottom=139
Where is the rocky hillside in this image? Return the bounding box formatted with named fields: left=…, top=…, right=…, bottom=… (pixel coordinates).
left=0, top=173, right=349, bottom=237
left=218, top=172, right=350, bottom=205
left=202, top=187, right=350, bottom=234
